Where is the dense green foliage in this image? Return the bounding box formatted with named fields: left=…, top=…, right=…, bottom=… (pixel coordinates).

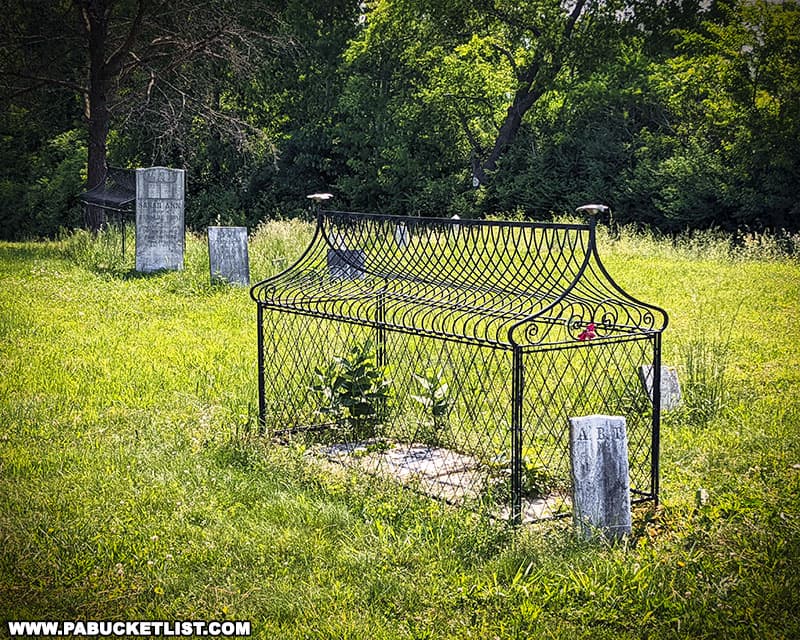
left=1, top=0, right=799, bottom=238
left=1, top=224, right=798, bottom=637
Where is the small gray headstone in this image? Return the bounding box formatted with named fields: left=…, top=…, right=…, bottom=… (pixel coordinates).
left=394, top=222, right=410, bottom=249
left=330, top=232, right=346, bottom=250
left=208, top=226, right=249, bottom=286
left=569, top=415, right=632, bottom=541
left=327, top=249, right=366, bottom=280
left=639, top=365, right=682, bottom=411
left=135, top=167, right=185, bottom=273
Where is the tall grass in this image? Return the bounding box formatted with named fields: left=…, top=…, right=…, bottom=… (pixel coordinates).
left=1, top=222, right=798, bottom=639
left=596, top=221, right=800, bottom=263
left=677, top=333, right=731, bottom=428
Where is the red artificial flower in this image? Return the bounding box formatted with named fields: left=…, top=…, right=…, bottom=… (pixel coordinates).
left=578, top=322, right=597, bottom=341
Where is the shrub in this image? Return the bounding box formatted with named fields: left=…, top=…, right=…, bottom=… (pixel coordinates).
left=410, top=368, right=451, bottom=446
left=310, top=340, right=392, bottom=441
left=484, top=447, right=559, bottom=503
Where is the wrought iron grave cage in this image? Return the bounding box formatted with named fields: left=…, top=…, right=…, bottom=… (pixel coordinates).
left=78, top=167, right=136, bottom=254
left=251, top=210, right=668, bottom=523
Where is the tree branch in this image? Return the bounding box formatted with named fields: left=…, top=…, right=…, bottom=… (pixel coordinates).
left=0, top=70, right=87, bottom=95
left=476, top=0, right=590, bottom=182
left=487, top=7, right=542, bottom=39
left=105, top=0, right=148, bottom=78
left=488, top=41, right=519, bottom=78
left=564, top=0, right=588, bottom=41
left=455, top=108, right=486, bottom=158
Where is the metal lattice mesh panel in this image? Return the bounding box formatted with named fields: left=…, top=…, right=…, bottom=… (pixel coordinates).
left=253, top=212, right=663, bottom=348
left=520, top=338, right=656, bottom=521
left=260, top=312, right=370, bottom=431
left=261, top=310, right=515, bottom=507
left=252, top=211, right=668, bottom=523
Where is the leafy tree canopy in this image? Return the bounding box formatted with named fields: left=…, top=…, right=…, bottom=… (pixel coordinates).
left=0, top=0, right=797, bottom=238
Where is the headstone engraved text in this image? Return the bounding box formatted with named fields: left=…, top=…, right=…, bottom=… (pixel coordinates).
left=569, top=414, right=632, bottom=540
left=135, top=167, right=185, bottom=273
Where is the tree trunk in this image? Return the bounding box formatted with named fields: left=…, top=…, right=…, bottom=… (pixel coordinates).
left=475, top=83, right=544, bottom=185
left=472, top=0, right=586, bottom=186
left=83, top=0, right=110, bottom=232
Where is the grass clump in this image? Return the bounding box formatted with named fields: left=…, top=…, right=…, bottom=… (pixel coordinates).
left=676, top=333, right=732, bottom=428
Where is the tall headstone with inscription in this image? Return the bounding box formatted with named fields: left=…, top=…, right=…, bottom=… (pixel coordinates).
left=569, top=415, right=632, bottom=541
left=208, top=226, right=250, bottom=286
left=135, top=167, right=185, bottom=273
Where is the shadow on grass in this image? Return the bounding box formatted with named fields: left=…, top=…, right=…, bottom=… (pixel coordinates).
left=0, top=242, right=61, bottom=262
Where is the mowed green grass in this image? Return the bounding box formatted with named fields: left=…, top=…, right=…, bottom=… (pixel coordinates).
left=0, top=222, right=798, bottom=639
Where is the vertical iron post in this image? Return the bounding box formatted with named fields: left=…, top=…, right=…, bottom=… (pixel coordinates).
left=651, top=333, right=662, bottom=505
left=119, top=216, right=126, bottom=257
left=376, top=287, right=387, bottom=420
left=306, top=192, right=333, bottom=222
left=257, top=304, right=266, bottom=434
left=376, top=288, right=387, bottom=367
left=511, top=346, right=524, bottom=525
left=575, top=203, right=608, bottom=249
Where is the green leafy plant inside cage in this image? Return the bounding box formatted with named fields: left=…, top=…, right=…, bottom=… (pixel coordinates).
left=309, top=339, right=392, bottom=441
left=410, top=368, right=451, bottom=446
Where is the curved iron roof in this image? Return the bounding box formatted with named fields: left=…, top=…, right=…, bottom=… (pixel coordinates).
left=78, top=167, right=135, bottom=211
left=251, top=211, right=668, bottom=349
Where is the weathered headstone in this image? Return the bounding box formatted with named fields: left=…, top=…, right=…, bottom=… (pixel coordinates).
left=208, top=226, right=249, bottom=286
left=327, top=249, right=366, bottom=280
left=394, top=222, right=410, bottom=249
left=639, top=365, right=682, bottom=411
left=135, top=167, right=185, bottom=273
left=569, top=415, right=632, bottom=541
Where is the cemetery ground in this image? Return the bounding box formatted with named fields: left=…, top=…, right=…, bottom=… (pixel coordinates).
left=1, top=220, right=799, bottom=639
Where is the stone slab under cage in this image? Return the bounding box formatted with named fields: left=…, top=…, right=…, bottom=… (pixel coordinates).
left=313, top=440, right=571, bottom=523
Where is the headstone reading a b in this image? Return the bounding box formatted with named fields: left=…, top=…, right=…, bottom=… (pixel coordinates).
left=569, top=415, right=632, bottom=541
left=208, top=226, right=249, bottom=286
left=327, top=249, right=366, bottom=280
left=639, top=365, right=682, bottom=411
left=135, top=167, right=185, bottom=273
